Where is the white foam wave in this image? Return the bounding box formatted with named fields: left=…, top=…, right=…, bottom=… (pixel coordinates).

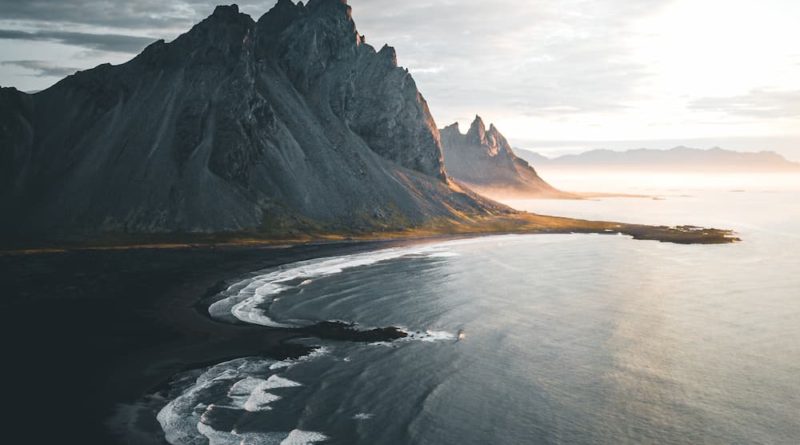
left=401, top=329, right=458, bottom=343
left=227, top=375, right=302, bottom=412
left=270, top=346, right=331, bottom=370
left=197, top=421, right=297, bottom=445
left=158, top=358, right=278, bottom=445
left=157, top=353, right=327, bottom=445
left=209, top=244, right=457, bottom=328
left=280, top=430, right=329, bottom=445
left=368, top=328, right=457, bottom=346
left=228, top=376, right=262, bottom=395
left=427, top=251, right=460, bottom=258
left=244, top=390, right=281, bottom=412
left=416, top=330, right=457, bottom=342
left=352, top=413, right=373, bottom=420
left=263, top=375, right=303, bottom=389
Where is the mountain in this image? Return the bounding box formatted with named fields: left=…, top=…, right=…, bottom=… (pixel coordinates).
left=0, top=1, right=508, bottom=243
left=440, top=116, right=568, bottom=198
left=515, top=146, right=800, bottom=171
left=514, top=150, right=550, bottom=165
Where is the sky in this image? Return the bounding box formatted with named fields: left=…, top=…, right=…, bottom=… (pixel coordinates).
left=1, top=0, right=799, bottom=160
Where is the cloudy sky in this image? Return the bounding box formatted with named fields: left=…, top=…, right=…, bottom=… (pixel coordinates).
left=1, top=0, right=799, bottom=159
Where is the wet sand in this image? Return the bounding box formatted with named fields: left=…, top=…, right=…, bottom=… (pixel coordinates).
left=0, top=222, right=738, bottom=444
left=0, top=240, right=420, bottom=444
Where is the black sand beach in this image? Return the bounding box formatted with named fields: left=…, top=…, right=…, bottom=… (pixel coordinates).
left=0, top=240, right=416, bottom=444
left=0, top=223, right=737, bottom=444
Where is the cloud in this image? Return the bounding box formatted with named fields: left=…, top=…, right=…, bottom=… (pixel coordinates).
left=349, top=0, right=674, bottom=121
left=0, top=0, right=252, bottom=30
left=690, top=89, right=800, bottom=118
left=0, top=1, right=273, bottom=58
left=0, top=29, right=156, bottom=53
left=0, top=1, right=285, bottom=36
left=6, top=0, right=797, bottom=133
left=1, top=60, right=79, bottom=77
left=0, top=0, right=674, bottom=119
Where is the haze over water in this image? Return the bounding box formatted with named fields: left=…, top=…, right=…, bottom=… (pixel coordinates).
left=160, top=172, right=800, bottom=444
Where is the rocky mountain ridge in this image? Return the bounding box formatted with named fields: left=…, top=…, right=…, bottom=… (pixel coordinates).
left=440, top=116, right=567, bottom=198
left=0, top=1, right=507, bottom=242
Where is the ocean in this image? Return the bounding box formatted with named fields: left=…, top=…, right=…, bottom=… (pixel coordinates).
left=157, top=172, right=800, bottom=444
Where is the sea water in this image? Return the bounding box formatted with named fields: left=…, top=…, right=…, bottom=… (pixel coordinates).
left=158, top=172, right=800, bottom=444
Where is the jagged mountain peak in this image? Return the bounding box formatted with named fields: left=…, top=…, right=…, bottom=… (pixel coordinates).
left=442, top=122, right=460, bottom=134
left=199, top=4, right=255, bottom=29
left=212, top=4, right=242, bottom=17
left=378, top=45, right=399, bottom=67
left=466, top=114, right=486, bottom=134
left=128, top=2, right=256, bottom=69
left=256, top=0, right=362, bottom=59
left=256, top=0, right=306, bottom=40
left=269, top=0, right=353, bottom=24
left=440, top=114, right=564, bottom=198
left=0, top=0, right=502, bottom=240
left=465, top=116, right=486, bottom=146
left=204, top=1, right=355, bottom=48
left=454, top=116, right=511, bottom=156
left=307, top=0, right=351, bottom=13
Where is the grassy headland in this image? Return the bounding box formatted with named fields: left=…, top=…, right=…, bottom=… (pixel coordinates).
left=0, top=211, right=739, bottom=254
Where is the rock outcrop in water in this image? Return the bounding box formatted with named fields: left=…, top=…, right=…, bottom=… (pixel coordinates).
left=0, top=1, right=506, bottom=242
left=440, top=116, right=568, bottom=198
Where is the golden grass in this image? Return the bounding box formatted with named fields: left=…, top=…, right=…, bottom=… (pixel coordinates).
left=0, top=212, right=739, bottom=256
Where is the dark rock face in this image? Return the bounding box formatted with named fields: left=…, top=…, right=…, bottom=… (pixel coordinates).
left=0, top=87, right=34, bottom=198
left=440, top=116, right=564, bottom=197
left=300, top=321, right=408, bottom=343
left=0, top=1, right=503, bottom=241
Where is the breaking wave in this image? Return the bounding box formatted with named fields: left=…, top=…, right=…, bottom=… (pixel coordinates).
left=208, top=244, right=460, bottom=341
left=157, top=353, right=329, bottom=445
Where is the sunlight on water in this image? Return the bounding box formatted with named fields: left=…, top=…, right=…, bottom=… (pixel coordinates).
left=537, top=168, right=800, bottom=194
left=159, top=172, right=800, bottom=445
left=507, top=171, right=800, bottom=232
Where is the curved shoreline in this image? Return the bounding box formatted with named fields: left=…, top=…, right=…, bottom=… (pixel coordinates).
left=0, top=240, right=427, bottom=444
left=0, top=228, right=738, bottom=443
left=0, top=212, right=739, bottom=255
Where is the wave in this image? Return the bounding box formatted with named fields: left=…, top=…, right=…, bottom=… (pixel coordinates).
left=208, top=244, right=460, bottom=339
left=160, top=236, right=520, bottom=444
left=157, top=353, right=328, bottom=445
left=281, top=430, right=330, bottom=445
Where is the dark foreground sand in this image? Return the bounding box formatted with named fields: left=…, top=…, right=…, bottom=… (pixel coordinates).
left=0, top=222, right=737, bottom=444
left=0, top=240, right=426, bottom=444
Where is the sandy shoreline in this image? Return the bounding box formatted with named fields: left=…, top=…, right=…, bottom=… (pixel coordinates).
left=0, top=239, right=431, bottom=444
left=0, top=225, right=738, bottom=444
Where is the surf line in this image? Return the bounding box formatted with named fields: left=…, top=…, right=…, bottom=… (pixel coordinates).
left=208, top=244, right=462, bottom=343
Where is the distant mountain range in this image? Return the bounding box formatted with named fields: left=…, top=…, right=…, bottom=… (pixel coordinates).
left=515, top=146, right=800, bottom=171
left=440, top=116, right=569, bottom=198
left=0, top=1, right=507, bottom=242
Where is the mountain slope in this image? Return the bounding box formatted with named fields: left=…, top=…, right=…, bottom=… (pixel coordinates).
left=516, top=146, right=800, bottom=171
left=0, top=1, right=507, bottom=242
left=440, top=116, right=568, bottom=198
